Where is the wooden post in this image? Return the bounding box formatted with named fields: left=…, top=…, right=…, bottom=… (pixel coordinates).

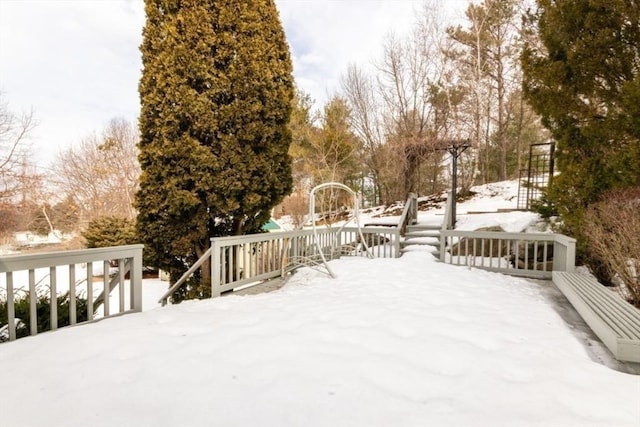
left=446, top=140, right=470, bottom=229
left=130, top=248, right=144, bottom=312
left=210, top=239, right=221, bottom=298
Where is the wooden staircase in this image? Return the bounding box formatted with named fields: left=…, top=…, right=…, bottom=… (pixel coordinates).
left=401, top=224, right=442, bottom=257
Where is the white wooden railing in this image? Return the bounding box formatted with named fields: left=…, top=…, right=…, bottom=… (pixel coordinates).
left=439, top=230, right=575, bottom=279
left=0, top=245, right=143, bottom=342
left=159, top=226, right=400, bottom=305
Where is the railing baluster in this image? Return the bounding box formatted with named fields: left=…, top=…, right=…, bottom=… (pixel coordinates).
left=118, top=259, right=125, bottom=313
left=269, top=240, right=274, bottom=271
left=489, top=239, right=494, bottom=268
left=233, top=244, right=238, bottom=282
left=29, top=269, right=36, bottom=336
left=220, top=247, right=227, bottom=286
left=7, top=272, right=15, bottom=341
left=69, top=264, right=76, bottom=325
left=243, top=243, right=249, bottom=280
left=50, top=266, right=58, bottom=330
left=473, top=238, right=477, bottom=266
left=86, top=263, right=93, bottom=321
left=103, top=260, right=110, bottom=317
left=464, top=238, right=469, bottom=266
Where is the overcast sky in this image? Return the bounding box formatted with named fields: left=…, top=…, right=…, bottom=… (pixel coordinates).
left=0, top=0, right=469, bottom=167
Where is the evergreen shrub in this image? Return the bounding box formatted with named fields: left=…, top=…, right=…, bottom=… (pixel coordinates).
left=83, top=216, right=137, bottom=248
left=0, top=291, right=88, bottom=342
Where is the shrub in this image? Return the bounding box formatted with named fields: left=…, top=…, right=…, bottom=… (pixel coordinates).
left=0, top=291, right=88, bottom=342
left=583, top=187, right=640, bottom=307
left=82, top=216, right=137, bottom=248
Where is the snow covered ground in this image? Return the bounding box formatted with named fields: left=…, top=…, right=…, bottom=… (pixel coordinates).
left=1, top=180, right=639, bottom=426
left=1, top=253, right=639, bottom=427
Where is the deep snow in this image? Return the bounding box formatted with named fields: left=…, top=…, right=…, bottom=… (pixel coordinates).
left=1, top=253, right=639, bottom=426
left=1, top=180, right=639, bottom=426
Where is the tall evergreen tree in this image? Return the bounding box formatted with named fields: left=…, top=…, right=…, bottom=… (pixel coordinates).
left=137, top=0, right=294, bottom=298
left=522, top=0, right=640, bottom=235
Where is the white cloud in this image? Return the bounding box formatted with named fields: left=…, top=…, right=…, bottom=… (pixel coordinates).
left=0, top=0, right=468, bottom=168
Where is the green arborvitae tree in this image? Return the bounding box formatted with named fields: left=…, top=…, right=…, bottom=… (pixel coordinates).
left=83, top=216, right=137, bottom=248
left=137, top=0, right=294, bottom=300
left=522, top=1, right=640, bottom=244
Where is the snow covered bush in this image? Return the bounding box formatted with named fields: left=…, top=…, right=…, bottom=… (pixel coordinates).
left=583, top=187, right=640, bottom=307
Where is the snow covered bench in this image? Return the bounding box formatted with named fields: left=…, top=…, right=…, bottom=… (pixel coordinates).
left=552, top=271, right=640, bottom=363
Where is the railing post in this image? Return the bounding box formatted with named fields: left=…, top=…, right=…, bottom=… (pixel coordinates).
left=564, top=237, right=576, bottom=273
left=411, top=193, right=417, bottom=224
left=553, top=235, right=576, bottom=273
left=210, top=238, right=221, bottom=298
left=394, top=229, right=401, bottom=258
left=130, top=247, right=143, bottom=312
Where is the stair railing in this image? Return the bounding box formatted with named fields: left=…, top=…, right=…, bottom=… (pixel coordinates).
left=398, top=193, right=418, bottom=236
left=158, top=248, right=212, bottom=306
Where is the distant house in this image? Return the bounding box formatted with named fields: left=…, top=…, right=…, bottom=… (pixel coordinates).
left=261, top=218, right=283, bottom=232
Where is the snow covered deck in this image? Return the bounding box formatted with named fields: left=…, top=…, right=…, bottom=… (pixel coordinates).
left=0, top=253, right=638, bottom=427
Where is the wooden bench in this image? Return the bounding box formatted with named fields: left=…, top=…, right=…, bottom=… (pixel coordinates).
left=553, top=271, right=640, bottom=363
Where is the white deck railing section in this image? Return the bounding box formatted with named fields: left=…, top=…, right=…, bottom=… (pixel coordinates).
left=439, top=230, right=575, bottom=279
left=160, top=226, right=400, bottom=305
left=0, top=245, right=143, bottom=342
left=212, top=226, right=399, bottom=296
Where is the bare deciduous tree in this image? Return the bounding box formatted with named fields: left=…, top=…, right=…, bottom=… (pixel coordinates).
left=0, top=95, right=35, bottom=201
left=343, top=2, right=452, bottom=203
left=448, top=0, right=529, bottom=183
left=53, top=118, right=140, bottom=228
left=584, top=188, right=640, bottom=307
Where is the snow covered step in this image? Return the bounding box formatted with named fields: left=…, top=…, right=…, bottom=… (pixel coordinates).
left=400, top=244, right=438, bottom=254
left=406, top=224, right=441, bottom=231
left=402, top=237, right=439, bottom=247
left=405, top=230, right=440, bottom=239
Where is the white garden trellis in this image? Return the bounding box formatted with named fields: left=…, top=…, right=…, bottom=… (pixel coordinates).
left=306, top=182, right=371, bottom=277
